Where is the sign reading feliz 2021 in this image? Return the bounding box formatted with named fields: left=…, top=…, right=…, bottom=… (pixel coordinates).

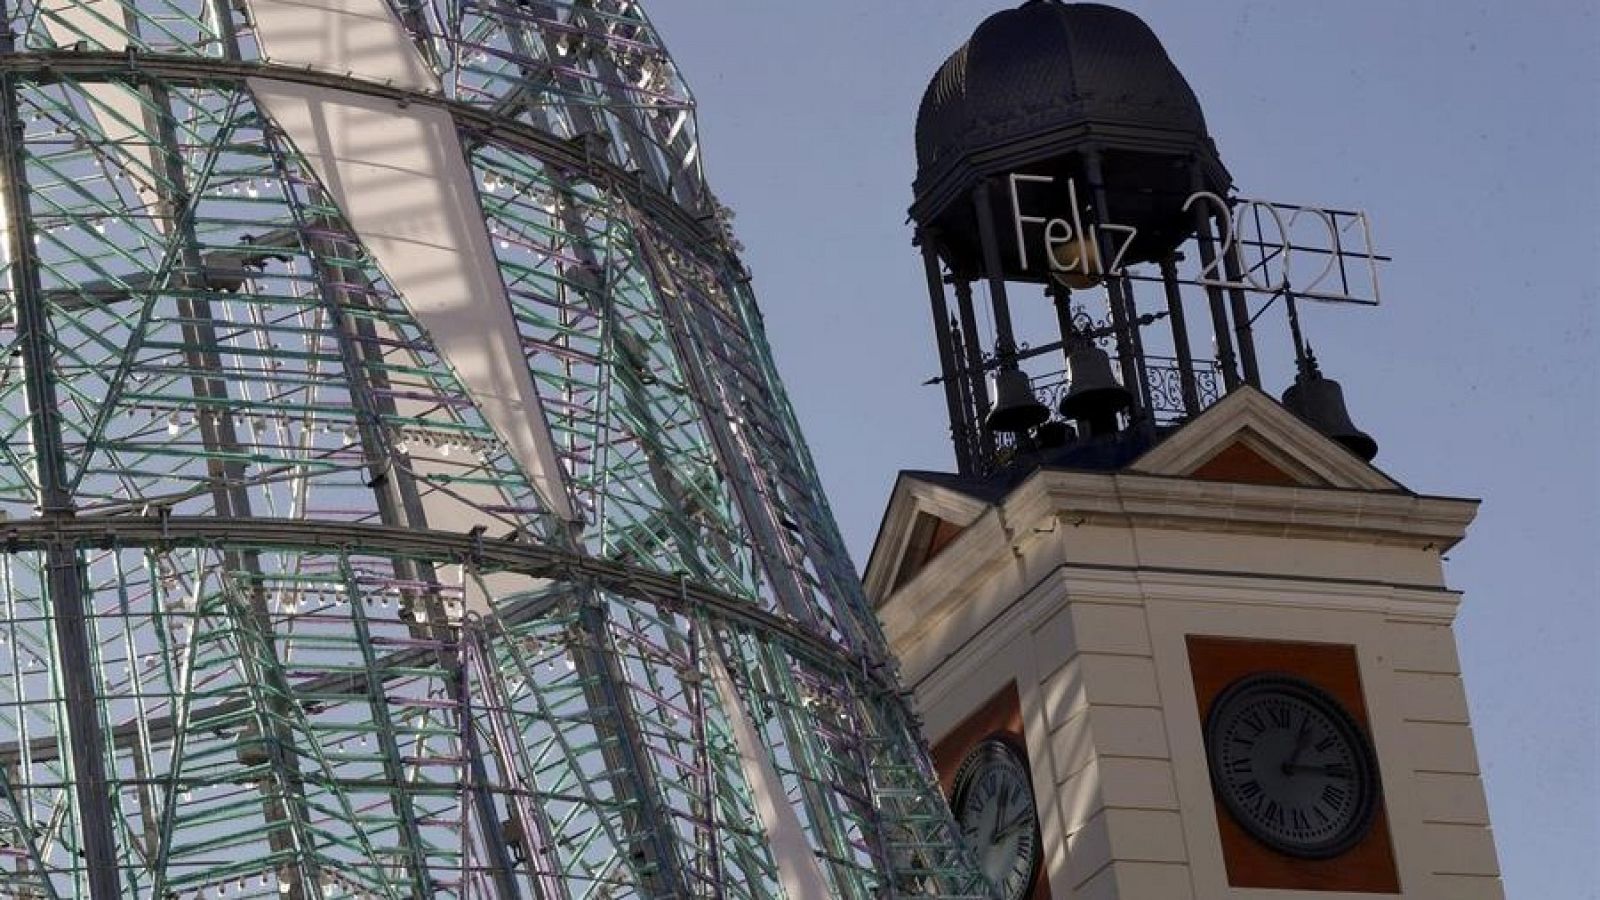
left=1006, top=174, right=1384, bottom=305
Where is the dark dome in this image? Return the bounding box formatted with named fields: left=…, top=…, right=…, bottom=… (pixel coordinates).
left=909, top=1, right=1229, bottom=275
left=916, top=1, right=1210, bottom=182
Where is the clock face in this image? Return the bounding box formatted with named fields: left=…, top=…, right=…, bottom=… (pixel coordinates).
left=950, top=738, right=1040, bottom=900
left=1204, top=674, right=1380, bottom=858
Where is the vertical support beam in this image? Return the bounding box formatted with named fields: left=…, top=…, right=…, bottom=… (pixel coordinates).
left=1159, top=257, right=1202, bottom=416
left=142, top=77, right=322, bottom=900
left=0, top=65, right=121, bottom=898
left=455, top=663, right=524, bottom=900
left=916, top=232, right=972, bottom=474
left=633, top=228, right=871, bottom=886
left=1115, top=276, right=1156, bottom=428
left=572, top=598, right=687, bottom=897
left=950, top=279, right=994, bottom=467
left=473, top=47, right=711, bottom=889
left=1190, top=167, right=1241, bottom=392
left=1220, top=234, right=1263, bottom=388
left=220, top=585, right=320, bottom=900
left=1083, top=150, right=1146, bottom=422
left=633, top=227, right=818, bottom=635
left=971, top=179, right=1019, bottom=360
left=470, top=624, right=570, bottom=900
left=684, top=617, right=721, bottom=892
left=303, top=229, right=433, bottom=540
left=1048, top=286, right=1077, bottom=366
left=143, top=78, right=260, bottom=528
left=341, top=560, right=437, bottom=900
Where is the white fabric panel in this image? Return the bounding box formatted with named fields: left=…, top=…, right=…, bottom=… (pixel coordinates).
left=41, top=1, right=167, bottom=227
left=246, top=0, right=438, bottom=92
left=707, top=647, right=831, bottom=900
left=251, top=78, right=577, bottom=523
left=377, top=360, right=551, bottom=612
left=40, top=0, right=132, bottom=49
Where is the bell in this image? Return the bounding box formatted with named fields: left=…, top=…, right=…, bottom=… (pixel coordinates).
left=1282, top=372, right=1378, bottom=462
left=1058, top=344, right=1132, bottom=436
left=984, top=367, right=1049, bottom=433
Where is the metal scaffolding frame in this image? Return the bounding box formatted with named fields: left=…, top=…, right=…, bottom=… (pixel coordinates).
left=0, top=1, right=987, bottom=897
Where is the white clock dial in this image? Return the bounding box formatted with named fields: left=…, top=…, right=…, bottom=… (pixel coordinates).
left=951, top=738, right=1040, bottom=900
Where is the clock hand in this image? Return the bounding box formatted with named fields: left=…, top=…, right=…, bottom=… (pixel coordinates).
left=987, top=782, right=1012, bottom=840
left=1284, top=762, right=1354, bottom=778
left=995, top=811, right=1032, bottom=840
left=1281, top=716, right=1313, bottom=774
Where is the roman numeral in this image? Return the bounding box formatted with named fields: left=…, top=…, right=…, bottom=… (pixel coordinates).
left=1292, top=809, right=1310, bottom=831
left=1321, top=784, right=1347, bottom=808
left=1268, top=706, right=1291, bottom=728
left=1226, top=758, right=1253, bottom=775
left=1315, top=735, right=1337, bottom=752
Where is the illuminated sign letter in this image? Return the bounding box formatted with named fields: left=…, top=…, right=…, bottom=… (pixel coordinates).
left=1008, top=173, right=1054, bottom=270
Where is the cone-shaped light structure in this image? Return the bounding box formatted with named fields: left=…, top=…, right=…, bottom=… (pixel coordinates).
left=0, top=3, right=985, bottom=897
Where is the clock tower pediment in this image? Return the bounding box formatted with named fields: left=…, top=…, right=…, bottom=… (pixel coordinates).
left=864, top=470, right=996, bottom=604
left=1129, top=387, right=1402, bottom=493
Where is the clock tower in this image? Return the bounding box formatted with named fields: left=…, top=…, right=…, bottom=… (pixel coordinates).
left=866, top=3, right=1504, bottom=899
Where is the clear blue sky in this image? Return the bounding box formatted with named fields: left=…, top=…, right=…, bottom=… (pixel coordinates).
left=652, top=3, right=1598, bottom=896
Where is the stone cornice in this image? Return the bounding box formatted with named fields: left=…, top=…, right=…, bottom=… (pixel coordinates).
left=1014, top=469, right=1478, bottom=550
left=876, top=467, right=1477, bottom=678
